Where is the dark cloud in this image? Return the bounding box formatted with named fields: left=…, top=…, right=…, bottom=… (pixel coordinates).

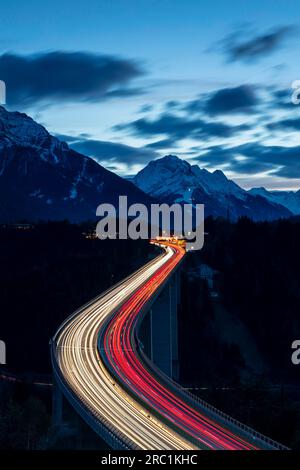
left=164, top=100, right=181, bottom=111
left=269, top=87, right=296, bottom=110
left=205, top=85, right=259, bottom=115
left=53, top=133, right=92, bottom=143
left=139, top=104, right=153, bottom=113
left=104, top=87, right=146, bottom=98
left=221, top=26, right=295, bottom=62
left=114, top=112, right=247, bottom=141
left=273, top=89, right=290, bottom=100
left=145, top=138, right=177, bottom=149
left=196, top=145, right=238, bottom=168
left=267, top=117, right=300, bottom=132
left=184, top=86, right=259, bottom=115
left=105, top=165, right=121, bottom=172
left=0, top=51, right=144, bottom=105
left=198, top=142, right=300, bottom=178
left=70, top=138, right=157, bottom=165
left=184, top=96, right=205, bottom=114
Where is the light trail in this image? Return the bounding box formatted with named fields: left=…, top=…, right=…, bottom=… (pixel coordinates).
left=52, top=240, right=287, bottom=450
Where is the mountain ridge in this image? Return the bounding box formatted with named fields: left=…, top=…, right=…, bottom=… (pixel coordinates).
left=0, top=106, right=154, bottom=223
left=249, top=186, right=300, bottom=215
left=133, top=155, right=293, bottom=220
left=0, top=107, right=295, bottom=223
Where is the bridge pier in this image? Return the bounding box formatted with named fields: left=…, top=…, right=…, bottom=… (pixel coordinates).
left=52, top=376, right=63, bottom=427
left=51, top=375, right=108, bottom=448
left=147, top=269, right=180, bottom=381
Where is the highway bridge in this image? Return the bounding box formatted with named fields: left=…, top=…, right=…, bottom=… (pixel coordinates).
left=50, top=238, right=288, bottom=450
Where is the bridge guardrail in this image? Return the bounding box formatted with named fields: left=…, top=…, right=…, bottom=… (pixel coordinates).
left=133, top=255, right=289, bottom=450
left=50, top=249, right=168, bottom=451
left=50, top=339, right=137, bottom=450
left=138, top=346, right=289, bottom=450
left=51, top=240, right=289, bottom=451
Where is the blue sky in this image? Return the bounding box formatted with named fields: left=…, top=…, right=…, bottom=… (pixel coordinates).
left=1, top=0, right=300, bottom=189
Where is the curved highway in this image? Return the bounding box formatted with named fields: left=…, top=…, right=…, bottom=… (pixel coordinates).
left=51, top=240, right=287, bottom=450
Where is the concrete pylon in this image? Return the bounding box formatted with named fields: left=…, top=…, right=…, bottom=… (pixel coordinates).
left=52, top=376, right=63, bottom=426
left=149, top=269, right=180, bottom=381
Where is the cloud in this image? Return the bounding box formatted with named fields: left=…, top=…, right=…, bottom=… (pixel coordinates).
left=268, top=88, right=296, bottom=110
left=104, top=87, right=146, bottom=98
left=139, top=104, right=153, bottom=113
left=145, top=138, right=178, bottom=149
left=267, top=117, right=300, bottom=132
left=197, top=142, right=300, bottom=178
left=204, top=85, right=259, bottom=115
left=184, top=97, right=205, bottom=114
left=69, top=138, right=157, bottom=166
left=183, top=86, right=259, bottom=115
left=53, top=132, right=92, bottom=143
left=219, top=26, right=295, bottom=62
left=114, top=112, right=247, bottom=141
left=0, top=51, right=144, bottom=105
left=164, top=100, right=182, bottom=111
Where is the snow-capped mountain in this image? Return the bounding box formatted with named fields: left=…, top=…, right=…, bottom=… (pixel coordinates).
left=0, top=107, right=294, bottom=224
left=0, top=106, right=153, bottom=222
left=249, top=187, right=300, bottom=215
left=133, top=155, right=292, bottom=220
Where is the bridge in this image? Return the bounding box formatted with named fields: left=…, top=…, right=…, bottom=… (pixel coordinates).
left=50, top=238, right=288, bottom=450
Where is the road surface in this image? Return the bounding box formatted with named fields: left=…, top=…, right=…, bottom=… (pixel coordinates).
left=52, top=240, right=286, bottom=450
